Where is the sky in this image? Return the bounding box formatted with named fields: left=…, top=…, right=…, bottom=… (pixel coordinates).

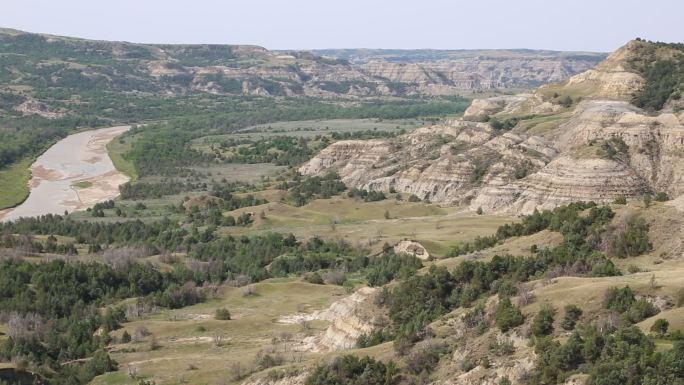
left=1, top=0, right=682, bottom=52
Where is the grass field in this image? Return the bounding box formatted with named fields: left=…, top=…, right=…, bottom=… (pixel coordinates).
left=515, top=112, right=572, bottom=137
left=107, top=133, right=138, bottom=180
left=91, top=281, right=346, bottom=385
left=72, top=181, right=93, bottom=189
left=0, top=157, right=32, bottom=210
left=222, top=194, right=513, bottom=256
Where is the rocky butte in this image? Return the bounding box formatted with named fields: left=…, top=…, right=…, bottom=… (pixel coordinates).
left=300, top=40, right=684, bottom=214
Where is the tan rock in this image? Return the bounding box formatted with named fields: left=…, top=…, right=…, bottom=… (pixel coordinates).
left=394, top=240, right=430, bottom=260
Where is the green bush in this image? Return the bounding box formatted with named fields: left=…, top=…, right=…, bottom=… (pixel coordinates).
left=650, top=318, right=669, bottom=336
left=532, top=305, right=556, bottom=337
left=604, top=286, right=659, bottom=323
left=613, top=195, right=627, bottom=205
left=215, top=307, right=231, bottom=320
left=121, top=330, right=132, bottom=343
left=632, top=59, right=683, bottom=111
left=495, top=297, right=525, bottom=332
left=305, top=355, right=397, bottom=385
left=611, top=217, right=652, bottom=258
left=561, top=304, right=583, bottom=331
left=305, top=271, right=325, bottom=285
left=655, top=192, right=669, bottom=201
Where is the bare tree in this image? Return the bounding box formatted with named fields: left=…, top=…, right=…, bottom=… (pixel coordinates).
left=596, top=312, right=620, bottom=333
left=149, top=335, right=160, bottom=351
left=324, top=270, right=346, bottom=285
left=127, top=364, right=138, bottom=379
left=134, top=325, right=151, bottom=342
left=517, top=284, right=536, bottom=306
left=7, top=312, right=45, bottom=340
left=291, top=351, right=304, bottom=363
left=299, top=320, right=311, bottom=333
left=230, top=362, right=243, bottom=381
left=213, top=329, right=225, bottom=347
left=240, top=285, right=256, bottom=297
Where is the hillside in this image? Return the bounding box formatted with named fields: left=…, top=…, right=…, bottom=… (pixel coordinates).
left=0, top=28, right=604, bottom=107
left=301, top=39, right=684, bottom=214
left=315, top=48, right=606, bottom=94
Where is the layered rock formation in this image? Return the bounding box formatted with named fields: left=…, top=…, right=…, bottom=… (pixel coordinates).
left=300, top=41, right=684, bottom=214
left=315, top=287, right=381, bottom=351
left=284, top=287, right=383, bottom=352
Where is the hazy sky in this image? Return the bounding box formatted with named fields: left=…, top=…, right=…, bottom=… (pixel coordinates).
left=2, top=0, right=682, bottom=52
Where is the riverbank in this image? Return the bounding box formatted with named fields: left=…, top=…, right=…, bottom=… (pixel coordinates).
left=0, top=157, right=32, bottom=210
left=0, top=126, right=131, bottom=222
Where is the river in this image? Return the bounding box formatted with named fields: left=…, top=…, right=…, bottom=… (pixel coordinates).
left=0, top=125, right=131, bottom=222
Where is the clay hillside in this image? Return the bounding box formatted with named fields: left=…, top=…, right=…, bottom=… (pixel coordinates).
left=300, top=40, right=684, bottom=214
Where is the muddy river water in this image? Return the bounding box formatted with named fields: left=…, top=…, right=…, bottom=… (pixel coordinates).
left=0, top=125, right=131, bottom=222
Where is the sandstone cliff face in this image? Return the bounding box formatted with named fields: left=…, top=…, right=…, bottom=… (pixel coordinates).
left=361, top=57, right=598, bottom=95
left=282, top=287, right=382, bottom=352
left=300, top=41, right=684, bottom=214
left=472, top=155, right=651, bottom=213
left=315, top=287, right=381, bottom=351
left=300, top=119, right=557, bottom=208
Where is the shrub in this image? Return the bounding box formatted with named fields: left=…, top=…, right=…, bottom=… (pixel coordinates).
left=561, top=95, right=573, bottom=108
left=632, top=59, right=683, bottom=110
left=604, top=286, right=659, bottom=323
left=495, top=297, right=525, bottom=332
left=459, top=356, right=476, bottom=372
left=650, top=318, right=669, bottom=336
left=407, top=344, right=442, bottom=374
left=604, top=286, right=636, bottom=313
left=305, top=271, right=324, bottom=285
left=215, top=308, right=231, bottom=320
left=611, top=217, right=652, bottom=258
left=613, top=195, right=627, bottom=205
left=561, top=304, right=583, bottom=331
left=626, top=298, right=659, bottom=323
left=532, top=304, right=556, bottom=337
left=254, top=351, right=284, bottom=370
left=121, top=330, right=132, bottom=343
left=356, top=328, right=393, bottom=348
left=305, top=355, right=397, bottom=385
left=149, top=335, right=160, bottom=350
left=643, top=194, right=652, bottom=208
left=655, top=192, right=669, bottom=201
left=366, top=253, right=422, bottom=287
left=324, top=270, right=346, bottom=285
left=470, top=164, right=489, bottom=185
left=489, top=337, right=515, bottom=356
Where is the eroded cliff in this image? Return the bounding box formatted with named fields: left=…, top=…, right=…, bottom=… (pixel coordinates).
left=300, top=40, right=684, bottom=214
